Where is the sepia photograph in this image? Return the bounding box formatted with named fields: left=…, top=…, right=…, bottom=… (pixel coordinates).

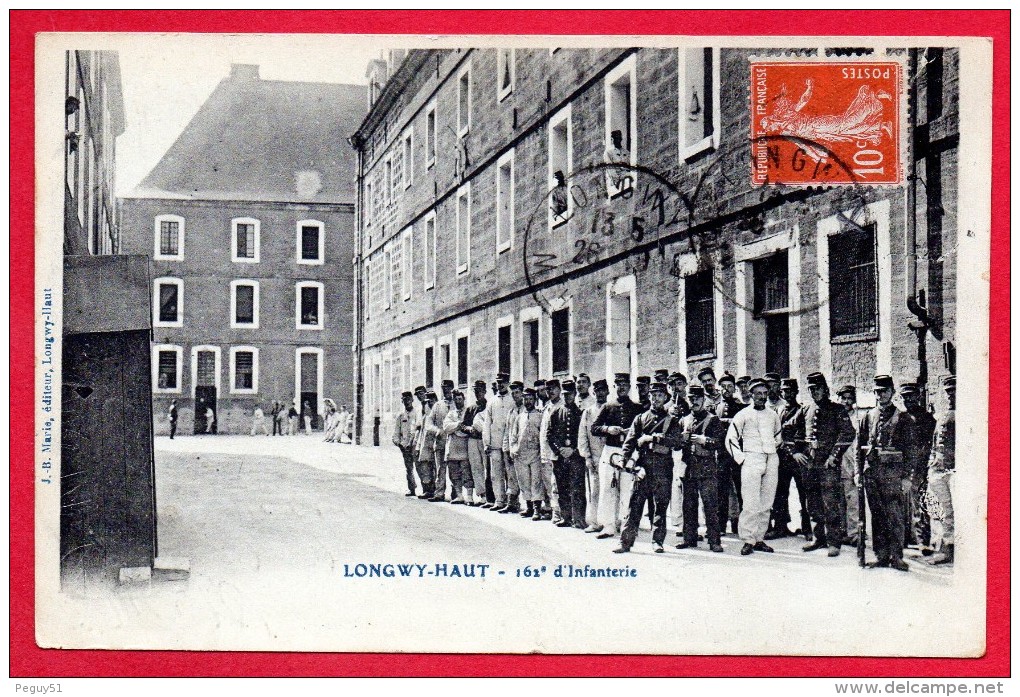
left=28, top=24, right=996, bottom=665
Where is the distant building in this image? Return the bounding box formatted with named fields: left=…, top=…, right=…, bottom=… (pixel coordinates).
left=350, top=47, right=958, bottom=445
left=120, top=64, right=366, bottom=435
left=61, top=50, right=158, bottom=580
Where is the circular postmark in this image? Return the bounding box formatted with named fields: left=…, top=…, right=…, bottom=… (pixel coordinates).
left=520, top=135, right=876, bottom=324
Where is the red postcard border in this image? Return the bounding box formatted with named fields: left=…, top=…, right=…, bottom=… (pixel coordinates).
left=10, top=9, right=1010, bottom=678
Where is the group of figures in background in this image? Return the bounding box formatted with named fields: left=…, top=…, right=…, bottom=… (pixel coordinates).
left=165, top=398, right=354, bottom=442
left=392, top=368, right=956, bottom=569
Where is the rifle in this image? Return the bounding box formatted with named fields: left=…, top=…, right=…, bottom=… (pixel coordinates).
left=857, top=448, right=868, bottom=567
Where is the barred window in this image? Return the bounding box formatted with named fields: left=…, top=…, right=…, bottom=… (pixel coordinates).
left=234, top=351, right=254, bottom=390
left=157, top=350, right=178, bottom=389
left=424, top=346, right=434, bottom=389
left=160, top=220, right=179, bottom=256
left=685, top=270, right=715, bottom=357
left=498, top=324, right=511, bottom=377
left=753, top=251, right=789, bottom=316
left=300, top=225, right=320, bottom=261
left=829, top=224, right=878, bottom=337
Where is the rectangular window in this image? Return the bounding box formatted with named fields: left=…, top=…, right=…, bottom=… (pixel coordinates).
left=236, top=224, right=255, bottom=259
left=548, top=107, right=572, bottom=228
left=679, top=47, right=720, bottom=159
left=297, top=282, right=324, bottom=330
left=496, top=151, right=514, bottom=253
left=829, top=224, right=878, bottom=337
left=457, top=64, right=471, bottom=136
left=497, top=48, right=514, bottom=101
left=160, top=220, right=179, bottom=256
left=551, top=307, right=570, bottom=375
left=425, top=101, right=437, bottom=167
left=158, top=283, right=179, bottom=324
left=424, top=213, right=437, bottom=289
left=383, top=246, right=393, bottom=309
left=385, top=158, right=393, bottom=202
left=424, top=346, right=434, bottom=389
left=456, top=185, right=470, bottom=274
left=753, top=251, right=790, bottom=316
left=456, top=335, right=469, bottom=387
left=685, top=270, right=715, bottom=357
left=365, top=181, right=374, bottom=227
left=441, top=342, right=452, bottom=384
left=157, top=349, right=179, bottom=390
left=605, top=56, right=636, bottom=196
left=522, top=318, right=539, bottom=384
left=401, top=228, right=413, bottom=300
left=390, top=242, right=403, bottom=307
left=401, top=130, right=413, bottom=188
left=498, top=324, right=511, bottom=377
left=235, top=284, right=255, bottom=325
left=300, top=223, right=322, bottom=262
left=234, top=351, right=254, bottom=390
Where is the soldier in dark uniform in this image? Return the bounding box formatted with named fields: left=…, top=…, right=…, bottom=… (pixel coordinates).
left=766, top=378, right=811, bottom=540
left=859, top=375, right=917, bottom=571
left=676, top=385, right=727, bottom=552
left=636, top=375, right=652, bottom=411
left=592, top=373, right=645, bottom=539
left=613, top=381, right=683, bottom=554
left=548, top=379, right=587, bottom=529
left=899, top=382, right=937, bottom=552
left=715, top=373, right=745, bottom=535
left=927, top=376, right=955, bottom=565
left=802, top=372, right=856, bottom=557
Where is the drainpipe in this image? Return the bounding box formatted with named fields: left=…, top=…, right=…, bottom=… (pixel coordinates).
left=905, top=48, right=930, bottom=395
left=350, top=136, right=365, bottom=444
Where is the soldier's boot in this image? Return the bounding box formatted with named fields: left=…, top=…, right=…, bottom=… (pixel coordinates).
left=532, top=503, right=544, bottom=521
left=929, top=544, right=954, bottom=565
left=520, top=501, right=534, bottom=518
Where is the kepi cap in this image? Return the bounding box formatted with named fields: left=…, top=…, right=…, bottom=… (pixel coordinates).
left=649, top=381, right=669, bottom=394
left=874, top=375, right=895, bottom=390
left=687, top=384, right=705, bottom=397
left=636, top=375, right=651, bottom=385
left=613, top=372, right=631, bottom=384
left=764, top=372, right=781, bottom=382
left=781, top=378, right=799, bottom=390
left=806, top=372, right=828, bottom=388
left=593, top=379, right=609, bottom=390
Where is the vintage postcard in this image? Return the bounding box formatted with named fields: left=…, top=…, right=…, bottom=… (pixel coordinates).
left=32, top=30, right=993, bottom=660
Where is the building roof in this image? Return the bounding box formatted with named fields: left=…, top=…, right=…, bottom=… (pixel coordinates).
left=125, top=64, right=366, bottom=205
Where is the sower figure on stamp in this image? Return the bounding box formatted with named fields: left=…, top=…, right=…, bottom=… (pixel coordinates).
left=716, top=373, right=745, bottom=536
left=578, top=378, right=609, bottom=533
left=836, top=385, right=863, bottom=545
left=549, top=379, right=587, bottom=529
left=510, top=387, right=545, bottom=520
left=859, top=375, right=917, bottom=572
left=676, top=385, right=727, bottom=553
left=726, top=378, right=783, bottom=556
left=899, top=382, right=936, bottom=553
left=415, top=390, right=437, bottom=499
left=926, top=376, right=955, bottom=566
left=613, top=381, right=683, bottom=554
left=766, top=378, right=811, bottom=541
left=592, top=373, right=644, bottom=539
left=393, top=391, right=420, bottom=497
left=802, top=373, right=856, bottom=557
left=427, top=379, right=454, bottom=502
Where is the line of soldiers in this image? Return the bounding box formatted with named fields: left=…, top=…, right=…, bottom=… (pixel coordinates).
left=391, top=367, right=956, bottom=568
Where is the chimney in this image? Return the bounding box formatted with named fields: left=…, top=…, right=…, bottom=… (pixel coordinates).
left=230, top=64, right=260, bottom=81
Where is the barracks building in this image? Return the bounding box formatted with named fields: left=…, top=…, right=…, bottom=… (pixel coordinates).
left=350, top=46, right=959, bottom=445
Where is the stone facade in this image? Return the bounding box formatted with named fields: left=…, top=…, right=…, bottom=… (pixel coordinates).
left=352, top=47, right=959, bottom=445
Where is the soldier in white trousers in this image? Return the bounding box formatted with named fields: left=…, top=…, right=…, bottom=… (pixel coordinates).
left=725, top=378, right=782, bottom=556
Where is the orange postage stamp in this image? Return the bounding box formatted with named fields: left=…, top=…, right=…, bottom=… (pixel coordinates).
left=751, top=60, right=902, bottom=186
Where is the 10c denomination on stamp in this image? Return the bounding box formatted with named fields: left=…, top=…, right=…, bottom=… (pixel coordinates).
left=751, top=61, right=902, bottom=186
